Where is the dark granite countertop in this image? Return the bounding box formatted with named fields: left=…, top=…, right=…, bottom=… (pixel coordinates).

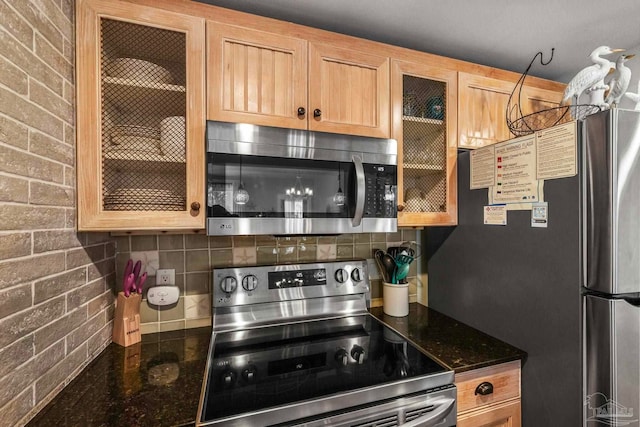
left=27, top=327, right=212, bottom=427
left=370, top=303, right=526, bottom=373
left=28, top=304, right=525, bottom=426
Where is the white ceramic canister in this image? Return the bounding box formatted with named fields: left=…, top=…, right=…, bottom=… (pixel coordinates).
left=382, top=282, right=409, bottom=317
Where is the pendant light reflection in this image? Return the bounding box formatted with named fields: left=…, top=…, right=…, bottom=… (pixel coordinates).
left=286, top=175, right=313, bottom=198
left=332, top=164, right=345, bottom=206
left=284, top=174, right=312, bottom=219
left=234, top=156, right=249, bottom=205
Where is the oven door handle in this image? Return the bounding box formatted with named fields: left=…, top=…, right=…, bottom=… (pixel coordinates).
left=352, top=155, right=365, bottom=227
left=401, top=396, right=455, bottom=427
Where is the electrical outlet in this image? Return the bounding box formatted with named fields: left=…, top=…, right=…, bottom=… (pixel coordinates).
left=156, top=269, right=175, bottom=286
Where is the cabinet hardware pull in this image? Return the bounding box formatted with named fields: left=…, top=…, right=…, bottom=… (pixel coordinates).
left=190, top=202, right=201, bottom=211
left=297, top=107, right=306, bottom=116
left=474, top=381, right=494, bottom=396
left=397, top=204, right=405, bottom=212
left=313, top=109, right=322, bottom=118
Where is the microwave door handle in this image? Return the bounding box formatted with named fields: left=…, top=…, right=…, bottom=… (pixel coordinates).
left=352, top=155, right=365, bottom=227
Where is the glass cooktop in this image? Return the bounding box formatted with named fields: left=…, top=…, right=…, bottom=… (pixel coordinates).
left=200, top=314, right=449, bottom=424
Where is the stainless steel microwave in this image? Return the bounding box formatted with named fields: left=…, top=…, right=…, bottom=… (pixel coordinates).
left=206, top=121, right=398, bottom=236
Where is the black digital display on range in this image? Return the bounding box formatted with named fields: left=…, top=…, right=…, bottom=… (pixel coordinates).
left=268, top=352, right=327, bottom=375
left=268, top=269, right=327, bottom=289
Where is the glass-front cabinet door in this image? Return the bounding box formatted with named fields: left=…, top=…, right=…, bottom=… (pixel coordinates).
left=391, top=60, right=457, bottom=226
left=76, top=0, right=205, bottom=231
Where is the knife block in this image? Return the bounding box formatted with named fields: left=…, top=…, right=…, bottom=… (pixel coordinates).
left=113, top=292, right=142, bottom=347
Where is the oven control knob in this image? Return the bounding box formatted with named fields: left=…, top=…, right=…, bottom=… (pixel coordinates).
left=242, top=275, right=258, bottom=291
left=220, top=276, right=237, bottom=293
left=350, top=267, right=364, bottom=283
left=242, top=365, right=258, bottom=383
left=334, top=269, right=348, bottom=284
left=335, top=349, right=349, bottom=366
left=221, top=369, right=237, bottom=387
left=351, top=345, right=366, bottom=364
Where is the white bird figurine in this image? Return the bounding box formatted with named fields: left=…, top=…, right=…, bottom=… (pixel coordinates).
left=585, top=78, right=609, bottom=112
left=605, top=54, right=635, bottom=107
left=624, top=79, right=640, bottom=110
left=562, top=46, right=625, bottom=105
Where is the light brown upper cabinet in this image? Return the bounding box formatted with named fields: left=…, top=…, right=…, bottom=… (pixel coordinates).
left=308, top=43, right=390, bottom=138
left=458, top=72, right=514, bottom=149
left=207, top=23, right=308, bottom=130
left=391, top=60, right=458, bottom=226
left=458, top=72, right=564, bottom=149
left=521, top=85, right=563, bottom=114
left=207, top=23, right=390, bottom=138
left=76, top=0, right=206, bottom=231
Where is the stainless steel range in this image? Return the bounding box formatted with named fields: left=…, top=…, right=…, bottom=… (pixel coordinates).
left=197, top=260, right=456, bottom=426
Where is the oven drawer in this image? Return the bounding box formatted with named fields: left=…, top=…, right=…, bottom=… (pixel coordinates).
left=282, top=386, right=457, bottom=427
left=454, top=360, right=521, bottom=414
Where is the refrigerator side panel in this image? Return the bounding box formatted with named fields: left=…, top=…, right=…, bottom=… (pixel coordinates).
left=585, top=294, right=640, bottom=426
left=428, top=149, right=582, bottom=426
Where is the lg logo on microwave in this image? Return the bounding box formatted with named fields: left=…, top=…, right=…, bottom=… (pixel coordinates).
left=219, top=224, right=232, bottom=230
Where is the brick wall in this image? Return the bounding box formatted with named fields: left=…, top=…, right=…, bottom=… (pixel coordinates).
left=0, top=1, right=116, bottom=426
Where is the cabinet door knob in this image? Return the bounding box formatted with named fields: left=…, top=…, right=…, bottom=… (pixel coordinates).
left=297, top=107, right=306, bottom=116
left=190, top=202, right=201, bottom=211
left=474, top=381, right=494, bottom=396
left=313, top=108, right=322, bottom=118
left=397, top=204, right=404, bottom=212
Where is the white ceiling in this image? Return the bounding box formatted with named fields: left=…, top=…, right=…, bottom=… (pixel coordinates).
left=195, top=0, right=640, bottom=83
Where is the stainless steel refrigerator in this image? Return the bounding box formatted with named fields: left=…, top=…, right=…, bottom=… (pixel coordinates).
left=426, top=108, right=640, bottom=426
left=583, top=109, right=640, bottom=427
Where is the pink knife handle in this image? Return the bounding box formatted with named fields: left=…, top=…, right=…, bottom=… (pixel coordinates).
left=137, top=272, right=147, bottom=294
left=131, top=260, right=142, bottom=292
left=123, top=259, right=133, bottom=288
left=124, top=273, right=135, bottom=297
left=132, top=260, right=142, bottom=281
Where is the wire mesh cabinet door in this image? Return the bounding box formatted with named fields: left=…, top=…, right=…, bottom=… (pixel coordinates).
left=76, top=0, right=205, bottom=231
left=391, top=60, right=458, bottom=227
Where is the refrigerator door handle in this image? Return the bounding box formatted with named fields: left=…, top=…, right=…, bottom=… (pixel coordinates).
left=621, top=295, right=640, bottom=306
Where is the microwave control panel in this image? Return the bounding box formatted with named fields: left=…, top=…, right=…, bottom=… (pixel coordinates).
left=363, top=164, right=397, bottom=218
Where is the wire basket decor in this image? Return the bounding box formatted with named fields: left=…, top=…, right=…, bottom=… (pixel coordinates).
left=506, top=49, right=603, bottom=137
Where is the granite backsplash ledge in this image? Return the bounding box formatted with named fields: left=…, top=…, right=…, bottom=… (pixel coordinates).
left=114, top=230, right=422, bottom=334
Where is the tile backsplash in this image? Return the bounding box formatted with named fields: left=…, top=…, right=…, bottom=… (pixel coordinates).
left=115, top=230, right=422, bottom=334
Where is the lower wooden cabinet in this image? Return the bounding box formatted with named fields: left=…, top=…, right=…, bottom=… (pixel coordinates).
left=455, top=360, right=522, bottom=426
left=457, top=399, right=521, bottom=427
